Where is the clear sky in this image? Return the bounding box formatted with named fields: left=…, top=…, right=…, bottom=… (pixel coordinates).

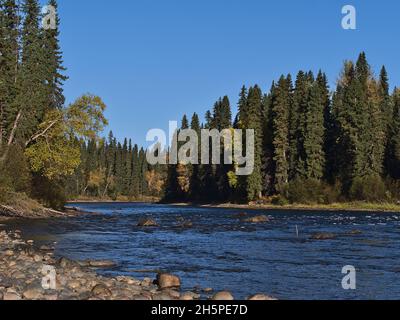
left=52, top=0, right=400, bottom=147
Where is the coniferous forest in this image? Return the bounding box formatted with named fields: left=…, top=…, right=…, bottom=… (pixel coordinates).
left=1, top=1, right=400, bottom=209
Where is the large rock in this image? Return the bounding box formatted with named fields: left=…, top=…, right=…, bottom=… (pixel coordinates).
left=23, top=288, right=43, bottom=300
left=91, top=284, right=112, bottom=297
left=4, top=289, right=22, bottom=300
left=310, top=233, right=336, bottom=240
left=247, top=294, right=277, bottom=300
left=244, top=215, right=269, bottom=223
left=156, top=273, right=181, bottom=289
left=212, top=291, right=234, bottom=300
left=137, top=218, right=158, bottom=227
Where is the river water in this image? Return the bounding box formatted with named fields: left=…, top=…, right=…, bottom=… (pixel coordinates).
left=5, top=203, right=400, bottom=300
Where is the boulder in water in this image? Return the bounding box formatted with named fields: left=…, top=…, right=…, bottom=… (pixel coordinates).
left=137, top=218, right=158, bottom=227
left=310, top=232, right=336, bottom=240
left=244, top=215, right=269, bottom=223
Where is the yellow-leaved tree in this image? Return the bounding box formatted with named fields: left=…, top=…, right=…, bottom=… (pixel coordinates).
left=25, top=95, right=108, bottom=180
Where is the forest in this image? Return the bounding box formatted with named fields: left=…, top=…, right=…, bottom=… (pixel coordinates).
left=1, top=0, right=400, bottom=209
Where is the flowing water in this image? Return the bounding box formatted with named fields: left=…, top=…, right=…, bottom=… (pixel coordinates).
left=5, top=203, right=400, bottom=300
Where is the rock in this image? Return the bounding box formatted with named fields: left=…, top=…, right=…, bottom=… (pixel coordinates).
left=59, top=257, right=79, bottom=269
left=137, top=218, right=158, bottom=227
left=23, top=288, right=43, bottom=300
left=212, top=291, right=234, bottom=300
left=4, top=250, right=14, bottom=257
left=244, top=215, right=269, bottom=223
left=27, top=240, right=34, bottom=245
left=180, top=292, right=194, bottom=300
left=88, top=260, right=116, bottom=268
left=68, top=280, right=81, bottom=290
left=156, top=273, right=181, bottom=289
left=247, top=294, right=277, bottom=300
left=310, top=233, right=336, bottom=240
left=33, top=254, right=43, bottom=263
left=91, top=284, right=112, bottom=297
left=141, top=277, right=153, bottom=287
left=153, top=293, right=175, bottom=300
left=4, top=289, right=22, bottom=300
left=161, top=288, right=181, bottom=299
left=203, top=287, right=213, bottom=293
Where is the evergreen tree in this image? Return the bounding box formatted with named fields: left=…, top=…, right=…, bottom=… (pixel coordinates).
left=244, top=85, right=263, bottom=201
left=272, top=76, right=291, bottom=194
left=42, top=0, right=67, bottom=110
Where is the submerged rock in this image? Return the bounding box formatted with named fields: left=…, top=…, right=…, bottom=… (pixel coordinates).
left=156, top=273, right=181, bottom=289
left=310, top=233, right=336, bottom=240
left=137, top=218, right=158, bottom=227
left=244, top=215, right=270, bottom=223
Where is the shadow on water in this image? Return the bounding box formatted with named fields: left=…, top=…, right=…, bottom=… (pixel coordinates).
left=4, top=202, right=400, bottom=300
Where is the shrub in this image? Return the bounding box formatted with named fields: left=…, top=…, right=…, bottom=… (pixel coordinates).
left=287, top=178, right=340, bottom=204
left=349, top=174, right=387, bottom=202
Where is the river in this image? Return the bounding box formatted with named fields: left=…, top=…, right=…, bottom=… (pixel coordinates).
left=4, top=203, right=400, bottom=300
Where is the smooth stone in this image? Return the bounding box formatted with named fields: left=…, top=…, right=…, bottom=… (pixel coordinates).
left=68, top=280, right=81, bottom=290
left=247, top=294, right=278, bottom=300
left=162, top=289, right=180, bottom=299
left=244, top=215, right=269, bottom=223
left=156, top=273, right=181, bottom=289
left=4, top=289, right=22, bottom=300
left=180, top=293, right=194, bottom=300
left=152, top=293, right=175, bottom=300
left=203, top=287, right=213, bottom=293
left=23, top=288, right=43, bottom=300
left=212, top=291, right=234, bottom=300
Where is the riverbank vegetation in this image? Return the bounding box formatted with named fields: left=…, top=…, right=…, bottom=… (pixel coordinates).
left=2, top=1, right=400, bottom=213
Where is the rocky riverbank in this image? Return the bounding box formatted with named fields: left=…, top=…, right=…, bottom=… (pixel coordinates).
left=0, top=228, right=276, bottom=301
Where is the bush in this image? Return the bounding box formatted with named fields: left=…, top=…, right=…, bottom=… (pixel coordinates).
left=349, top=174, right=387, bottom=202
left=30, top=175, right=66, bottom=210
left=271, top=195, right=289, bottom=206
left=287, top=178, right=340, bottom=204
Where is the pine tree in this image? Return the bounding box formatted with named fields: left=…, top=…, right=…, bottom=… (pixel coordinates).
left=244, top=85, right=263, bottom=201
left=303, top=79, right=326, bottom=180
left=189, top=112, right=201, bottom=201
left=42, top=0, right=67, bottom=110
left=15, top=0, right=48, bottom=141
left=272, top=76, right=291, bottom=194
left=0, top=0, right=19, bottom=147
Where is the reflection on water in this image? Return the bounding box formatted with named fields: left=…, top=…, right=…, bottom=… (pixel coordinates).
left=5, top=203, right=400, bottom=300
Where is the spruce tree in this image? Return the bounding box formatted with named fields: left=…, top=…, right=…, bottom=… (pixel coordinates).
left=244, top=85, right=263, bottom=201
left=42, top=0, right=67, bottom=109
left=272, top=76, right=291, bottom=194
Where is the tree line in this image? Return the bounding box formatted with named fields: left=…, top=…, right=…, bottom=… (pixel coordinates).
left=163, top=53, right=400, bottom=204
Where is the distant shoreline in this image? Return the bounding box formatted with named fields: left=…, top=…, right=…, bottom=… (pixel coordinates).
left=67, top=199, right=400, bottom=214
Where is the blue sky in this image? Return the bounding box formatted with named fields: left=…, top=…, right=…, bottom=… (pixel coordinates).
left=52, top=0, right=400, bottom=146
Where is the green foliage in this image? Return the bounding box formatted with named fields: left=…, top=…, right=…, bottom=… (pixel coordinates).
left=349, top=174, right=387, bottom=202
left=287, top=178, right=340, bottom=205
